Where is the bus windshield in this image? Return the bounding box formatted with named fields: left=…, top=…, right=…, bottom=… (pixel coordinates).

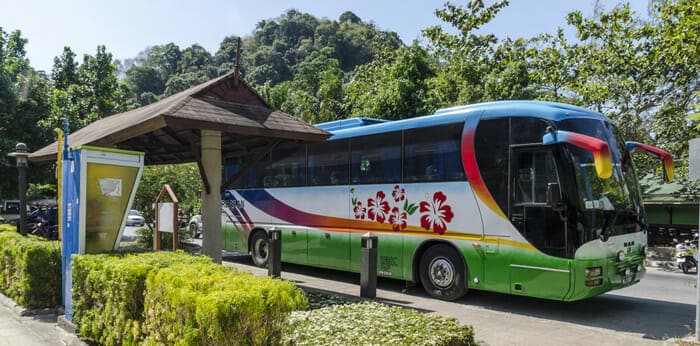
left=557, top=118, right=644, bottom=242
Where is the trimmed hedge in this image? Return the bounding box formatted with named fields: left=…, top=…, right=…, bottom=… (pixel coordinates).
left=72, top=251, right=212, bottom=345
left=284, top=300, right=476, bottom=346
left=72, top=251, right=307, bottom=346
left=142, top=263, right=307, bottom=345
left=0, top=225, right=61, bottom=309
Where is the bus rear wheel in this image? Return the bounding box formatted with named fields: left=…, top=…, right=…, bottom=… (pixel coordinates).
left=251, top=231, right=269, bottom=267
left=419, top=244, right=466, bottom=301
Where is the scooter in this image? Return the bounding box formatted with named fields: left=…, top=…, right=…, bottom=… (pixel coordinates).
left=676, top=241, right=698, bottom=274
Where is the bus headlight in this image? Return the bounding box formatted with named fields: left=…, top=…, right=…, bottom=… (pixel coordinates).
left=617, top=250, right=626, bottom=262
left=585, top=266, right=602, bottom=277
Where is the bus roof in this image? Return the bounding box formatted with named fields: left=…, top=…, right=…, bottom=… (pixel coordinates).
left=323, top=100, right=608, bottom=140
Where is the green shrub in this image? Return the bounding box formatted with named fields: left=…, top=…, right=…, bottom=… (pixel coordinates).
left=142, top=263, right=308, bottom=346
left=0, top=229, right=61, bottom=309
left=72, top=251, right=212, bottom=345
left=284, top=301, right=476, bottom=346
left=135, top=225, right=193, bottom=250
left=0, top=224, right=17, bottom=232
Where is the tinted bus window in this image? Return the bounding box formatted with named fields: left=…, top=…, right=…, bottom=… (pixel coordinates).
left=404, top=123, right=464, bottom=182
left=351, top=132, right=401, bottom=184
left=269, top=144, right=306, bottom=187
left=223, top=157, right=243, bottom=189
left=511, top=117, right=550, bottom=145
left=243, top=152, right=270, bottom=188
left=308, top=140, right=348, bottom=186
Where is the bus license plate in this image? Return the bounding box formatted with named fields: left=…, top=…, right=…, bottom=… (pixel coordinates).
left=622, top=275, right=633, bottom=285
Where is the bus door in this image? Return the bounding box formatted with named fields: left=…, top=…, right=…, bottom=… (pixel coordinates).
left=508, top=145, right=571, bottom=300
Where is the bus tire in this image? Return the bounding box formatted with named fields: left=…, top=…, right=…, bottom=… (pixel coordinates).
left=250, top=231, right=269, bottom=267
left=419, top=244, right=466, bottom=301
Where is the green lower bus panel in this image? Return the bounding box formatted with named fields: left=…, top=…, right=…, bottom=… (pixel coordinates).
left=281, top=226, right=308, bottom=264
left=307, top=229, right=349, bottom=270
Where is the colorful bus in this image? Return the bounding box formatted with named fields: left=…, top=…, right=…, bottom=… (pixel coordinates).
left=221, top=101, right=673, bottom=301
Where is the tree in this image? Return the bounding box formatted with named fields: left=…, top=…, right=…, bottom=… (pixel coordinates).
left=0, top=28, right=53, bottom=199
left=346, top=43, right=434, bottom=119
left=51, top=47, right=78, bottom=90
left=565, top=1, right=699, bottom=174
left=125, top=65, right=165, bottom=105
left=43, top=45, right=129, bottom=131
left=423, top=0, right=510, bottom=108
left=274, top=49, right=346, bottom=123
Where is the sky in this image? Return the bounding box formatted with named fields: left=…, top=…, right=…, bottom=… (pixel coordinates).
left=0, top=0, right=650, bottom=73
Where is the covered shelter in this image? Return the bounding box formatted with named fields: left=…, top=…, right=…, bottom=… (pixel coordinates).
left=30, top=70, right=330, bottom=262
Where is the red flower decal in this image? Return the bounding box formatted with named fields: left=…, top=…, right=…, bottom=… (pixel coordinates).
left=392, top=185, right=405, bottom=203
left=419, top=192, right=454, bottom=235
left=367, top=191, right=390, bottom=223
left=353, top=201, right=366, bottom=220
left=389, top=207, right=407, bottom=231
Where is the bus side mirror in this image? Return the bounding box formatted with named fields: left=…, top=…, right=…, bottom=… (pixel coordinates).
left=546, top=183, right=563, bottom=210
left=625, top=141, right=674, bottom=182
left=543, top=130, right=612, bottom=179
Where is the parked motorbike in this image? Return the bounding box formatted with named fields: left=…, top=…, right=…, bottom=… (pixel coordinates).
left=30, top=217, right=58, bottom=240
left=675, top=240, right=698, bottom=274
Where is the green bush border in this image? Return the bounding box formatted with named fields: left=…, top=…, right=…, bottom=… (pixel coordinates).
left=0, top=225, right=61, bottom=309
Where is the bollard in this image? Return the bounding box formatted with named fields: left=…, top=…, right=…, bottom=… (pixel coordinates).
left=268, top=229, right=281, bottom=278
left=360, top=232, right=378, bottom=298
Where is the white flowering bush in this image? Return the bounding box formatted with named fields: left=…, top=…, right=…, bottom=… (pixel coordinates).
left=284, top=297, right=476, bottom=345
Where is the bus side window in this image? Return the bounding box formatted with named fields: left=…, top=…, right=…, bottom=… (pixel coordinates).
left=270, top=144, right=306, bottom=187
left=308, top=140, right=348, bottom=186
left=351, top=132, right=401, bottom=185
left=404, top=123, right=464, bottom=183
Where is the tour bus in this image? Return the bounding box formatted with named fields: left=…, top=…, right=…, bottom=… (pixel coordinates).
left=221, top=100, right=673, bottom=301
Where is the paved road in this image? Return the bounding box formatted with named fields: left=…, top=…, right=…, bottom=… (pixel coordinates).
left=222, top=253, right=695, bottom=345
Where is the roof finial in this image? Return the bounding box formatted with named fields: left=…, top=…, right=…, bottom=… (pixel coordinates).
left=234, top=37, right=241, bottom=87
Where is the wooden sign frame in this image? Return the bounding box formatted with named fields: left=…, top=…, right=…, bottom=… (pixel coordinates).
left=153, top=184, right=179, bottom=251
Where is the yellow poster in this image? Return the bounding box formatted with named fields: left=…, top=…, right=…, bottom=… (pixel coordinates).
left=84, top=163, right=139, bottom=253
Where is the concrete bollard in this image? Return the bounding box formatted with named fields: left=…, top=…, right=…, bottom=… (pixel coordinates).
left=360, top=232, right=378, bottom=298
left=268, top=229, right=281, bottom=278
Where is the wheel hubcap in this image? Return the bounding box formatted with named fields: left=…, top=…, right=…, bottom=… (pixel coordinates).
left=429, top=257, right=454, bottom=288
left=254, top=238, right=268, bottom=262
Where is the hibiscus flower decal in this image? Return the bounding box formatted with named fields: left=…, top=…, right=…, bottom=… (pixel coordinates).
left=367, top=191, right=390, bottom=223
left=419, top=191, right=454, bottom=235
left=389, top=207, right=407, bottom=231
left=353, top=200, right=366, bottom=220
left=392, top=185, right=405, bottom=203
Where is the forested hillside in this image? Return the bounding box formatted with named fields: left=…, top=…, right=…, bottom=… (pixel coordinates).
left=0, top=0, right=697, bottom=201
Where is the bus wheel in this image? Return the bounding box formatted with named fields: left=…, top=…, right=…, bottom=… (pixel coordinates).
left=251, top=231, right=269, bottom=267
left=419, top=244, right=466, bottom=301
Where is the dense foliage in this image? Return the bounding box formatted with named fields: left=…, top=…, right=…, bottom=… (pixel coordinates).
left=0, top=224, right=61, bottom=309
left=0, top=1, right=698, bottom=202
